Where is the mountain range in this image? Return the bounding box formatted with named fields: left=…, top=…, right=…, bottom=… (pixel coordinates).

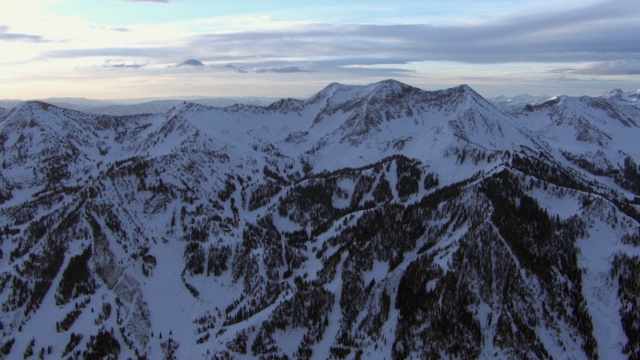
left=0, top=79, right=639, bottom=359
left=0, top=97, right=278, bottom=117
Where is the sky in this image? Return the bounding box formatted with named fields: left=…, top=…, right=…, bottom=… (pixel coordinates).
left=1, top=0, right=639, bottom=100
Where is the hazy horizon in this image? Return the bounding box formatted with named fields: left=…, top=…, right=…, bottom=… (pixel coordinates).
left=0, top=79, right=638, bottom=105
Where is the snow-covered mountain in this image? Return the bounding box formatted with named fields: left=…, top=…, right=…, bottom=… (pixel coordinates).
left=491, top=89, right=640, bottom=114
left=1, top=80, right=639, bottom=359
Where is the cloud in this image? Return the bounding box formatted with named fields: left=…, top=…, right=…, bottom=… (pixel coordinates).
left=549, top=60, right=640, bottom=76
left=0, top=25, right=49, bottom=43
left=31, top=0, right=640, bottom=80
left=103, top=59, right=148, bottom=69
left=254, top=65, right=309, bottom=73
left=90, top=25, right=131, bottom=33
left=124, top=0, right=170, bottom=2
left=110, top=27, right=131, bottom=33
left=181, top=0, right=640, bottom=66
left=40, top=47, right=180, bottom=59
left=221, top=64, right=311, bottom=74
left=544, top=76, right=595, bottom=82
left=221, top=64, right=248, bottom=73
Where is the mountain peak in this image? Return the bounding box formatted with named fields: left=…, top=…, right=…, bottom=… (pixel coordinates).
left=16, top=100, right=59, bottom=112
left=430, top=83, right=498, bottom=113
left=2, top=101, right=63, bottom=122
left=453, top=83, right=474, bottom=92
left=368, top=78, right=413, bottom=92
left=306, top=82, right=354, bottom=103
left=602, top=89, right=625, bottom=99
left=310, top=79, right=420, bottom=103
left=450, top=84, right=486, bottom=100
left=361, top=79, right=424, bottom=100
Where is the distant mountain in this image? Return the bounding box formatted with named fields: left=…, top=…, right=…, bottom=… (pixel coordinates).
left=1, top=80, right=639, bottom=359
left=85, top=98, right=279, bottom=116
left=489, top=94, right=553, bottom=113
left=490, top=89, right=640, bottom=113
left=177, top=59, right=205, bottom=67
left=0, top=97, right=278, bottom=115
left=601, top=89, right=640, bottom=103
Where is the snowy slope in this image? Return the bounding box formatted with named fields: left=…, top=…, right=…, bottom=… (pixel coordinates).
left=513, top=94, right=640, bottom=204
left=0, top=80, right=639, bottom=360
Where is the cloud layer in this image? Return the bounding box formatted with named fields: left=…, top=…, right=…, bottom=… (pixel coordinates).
left=35, top=0, right=640, bottom=74
left=550, top=60, right=640, bottom=76
left=0, top=25, right=49, bottom=43
left=1, top=0, right=639, bottom=99
left=103, top=59, right=148, bottom=69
